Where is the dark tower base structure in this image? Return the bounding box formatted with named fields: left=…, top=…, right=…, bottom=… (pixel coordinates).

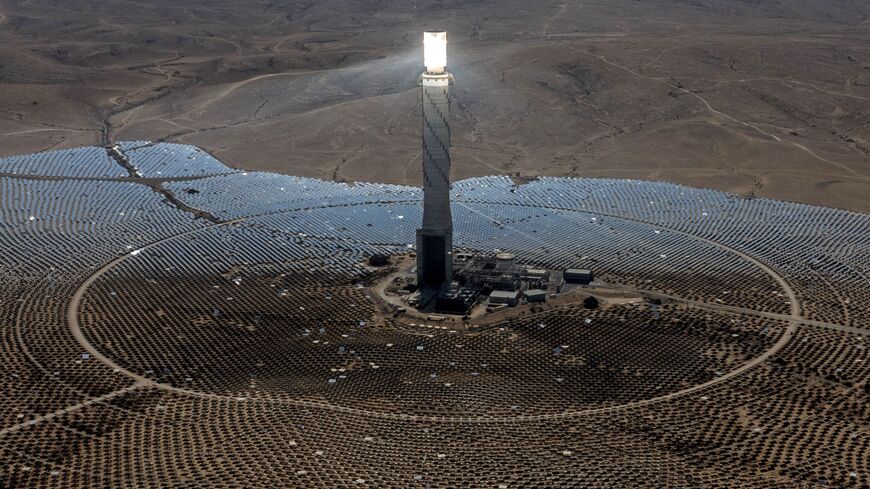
left=416, top=229, right=452, bottom=288
left=416, top=31, right=454, bottom=292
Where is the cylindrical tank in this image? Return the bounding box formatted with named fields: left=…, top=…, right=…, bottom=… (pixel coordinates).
left=495, top=252, right=515, bottom=271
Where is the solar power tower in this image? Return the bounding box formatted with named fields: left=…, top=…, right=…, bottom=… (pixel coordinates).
left=416, top=31, right=454, bottom=291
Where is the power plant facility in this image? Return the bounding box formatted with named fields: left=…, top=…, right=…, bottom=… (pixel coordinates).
left=408, top=32, right=593, bottom=316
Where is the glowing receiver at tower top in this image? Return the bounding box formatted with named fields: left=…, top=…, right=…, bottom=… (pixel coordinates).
left=423, top=31, right=447, bottom=74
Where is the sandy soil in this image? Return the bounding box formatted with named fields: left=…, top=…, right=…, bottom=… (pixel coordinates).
left=0, top=0, right=868, bottom=211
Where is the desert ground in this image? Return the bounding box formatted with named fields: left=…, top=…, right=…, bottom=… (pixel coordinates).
left=0, top=0, right=868, bottom=211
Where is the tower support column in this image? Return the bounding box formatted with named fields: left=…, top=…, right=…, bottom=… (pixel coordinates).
left=416, top=71, right=453, bottom=291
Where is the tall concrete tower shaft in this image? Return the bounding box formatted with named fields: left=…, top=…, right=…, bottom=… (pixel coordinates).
left=416, top=32, right=453, bottom=290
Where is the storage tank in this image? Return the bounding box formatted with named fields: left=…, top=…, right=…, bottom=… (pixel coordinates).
left=495, top=252, right=516, bottom=271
